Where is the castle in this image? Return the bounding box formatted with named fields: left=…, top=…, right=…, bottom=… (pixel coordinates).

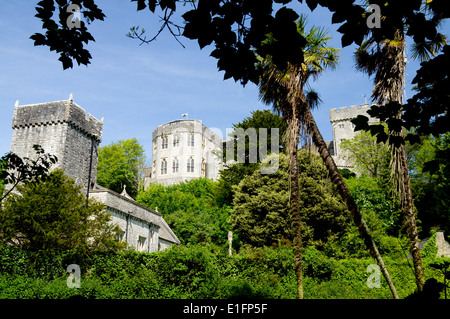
left=9, top=98, right=180, bottom=252
left=143, top=104, right=376, bottom=185
left=328, top=103, right=378, bottom=170
left=144, top=119, right=223, bottom=187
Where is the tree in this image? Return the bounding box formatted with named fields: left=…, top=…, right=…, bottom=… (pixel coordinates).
left=258, top=14, right=399, bottom=299
left=409, top=133, right=450, bottom=237
left=97, top=138, right=146, bottom=198
left=345, top=175, right=402, bottom=236
left=404, top=45, right=450, bottom=138
left=218, top=109, right=287, bottom=206
left=232, top=151, right=349, bottom=248
left=340, top=126, right=390, bottom=177
left=353, top=1, right=447, bottom=292
left=137, top=178, right=231, bottom=245
left=231, top=153, right=291, bottom=247
left=0, top=145, right=58, bottom=202
left=0, top=169, right=124, bottom=252
left=429, top=258, right=450, bottom=299
left=257, top=14, right=340, bottom=298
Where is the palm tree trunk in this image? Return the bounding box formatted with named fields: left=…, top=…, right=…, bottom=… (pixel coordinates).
left=382, top=40, right=424, bottom=292
left=392, top=111, right=425, bottom=292
left=303, top=106, right=400, bottom=299
left=286, top=106, right=303, bottom=299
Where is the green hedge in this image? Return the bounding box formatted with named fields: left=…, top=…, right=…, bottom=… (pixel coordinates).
left=0, top=243, right=444, bottom=299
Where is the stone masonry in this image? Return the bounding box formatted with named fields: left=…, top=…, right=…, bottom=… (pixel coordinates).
left=11, top=99, right=103, bottom=190
left=8, top=98, right=180, bottom=252
left=329, top=103, right=378, bottom=170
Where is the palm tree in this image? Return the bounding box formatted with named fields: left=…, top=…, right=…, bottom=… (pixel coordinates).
left=354, top=4, right=447, bottom=293
left=258, top=15, right=399, bottom=299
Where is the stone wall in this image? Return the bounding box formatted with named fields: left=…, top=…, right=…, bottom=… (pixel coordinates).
left=89, top=187, right=180, bottom=251
left=10, top=100, right=102, bottom=189
left=436, top=231, right=450, bottom=258
left=329, top=104, right=378, bottom=170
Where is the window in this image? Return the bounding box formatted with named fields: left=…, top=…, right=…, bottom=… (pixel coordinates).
left=188, top=134, right=195, bottom=147
left=187, top=157, right=194, bottom=173
left=173, top=135, right=180, bottom=147
left=338, top=124, right=344, bottom=129
left=152, top=160, right=156, bottom=177
left=161, top=159, right=167, bottom=175
left=162, top=136, right=168, bottom=149
left=172, top=157, right=179, bottom=173
left=137, top=236, right=146, bottom=252
left=201, top=158, right=206, bottom=177
left=116, top=230, right=125, bottom=242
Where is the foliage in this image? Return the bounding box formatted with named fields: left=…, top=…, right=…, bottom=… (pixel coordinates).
left=0, top=169, right=124, bottom=252
left=345, top=175, right=402, bottom=236
left=340, top=126, right=390, bottom=177
left=232, top=151, right=350, bottom=247
left=0, top=145, right=58, bottom=201
left=1, top=243, right=446, bottom=299
left=31, top=0, right=449, bottom=89
left=231, top=153, right=291, bottom=247
left=97, top=138, right=146, bottom=198
left=404, top=45, right=450, bottom=139
left=137, top=178, right=231, bottom=245
left=31, top=0, right=105, bottom=69
left=420, top=230, right=438, bottom=260
left=339, top=168, right=356, bottom=179
left=428, top=257, right=450, bottom=299
left=408, top=133, right=450, bottom=237
left=218, top=109, right=287, bottom=206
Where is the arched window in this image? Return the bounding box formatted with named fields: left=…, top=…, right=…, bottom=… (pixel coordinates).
left=188, top=134, right=195, bottom=147
left=161, top=159, right=167, bottom=175
left=172, top=157, right=179, bottom=173
left=187, top=157, right=194, bottom=173
left=173, top=135, right=180, bottom=147
left=161, top=136, right=168, bottom=149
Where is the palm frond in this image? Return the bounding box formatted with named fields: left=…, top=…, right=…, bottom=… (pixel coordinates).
left=411, top=33, right=447, bottom=62
left=305, top=89, right=322, bottom=111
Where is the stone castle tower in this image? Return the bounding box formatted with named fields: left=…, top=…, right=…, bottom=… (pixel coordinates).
left=10, top=99, right=103, bottom=190
left=144, top=119, right=223, bottom=187
left=329, top=104, right=378, bottom=169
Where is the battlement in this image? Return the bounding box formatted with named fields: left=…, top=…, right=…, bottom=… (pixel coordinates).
left=12, top=100, right=103, bottom=142
left=329, top=103, right=376, bottom=123
left=152, top=119, right=222, bottom=146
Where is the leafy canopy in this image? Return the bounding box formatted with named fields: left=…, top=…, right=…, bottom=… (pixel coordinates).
left=97, top=138, right=146, bottom=198
left=0, top=169, right=124, bottom=252
left=137, top=178, right=231, bottom=245
left=231, top=151, right=350, bottom=247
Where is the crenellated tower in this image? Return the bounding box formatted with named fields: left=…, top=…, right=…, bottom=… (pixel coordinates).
left=10, top=98, right=103, bottom=190
left=329, top=103, right=378, bottom=169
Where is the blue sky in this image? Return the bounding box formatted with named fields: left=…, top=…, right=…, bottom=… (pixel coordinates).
left=1, top=1, right=448, bottom=163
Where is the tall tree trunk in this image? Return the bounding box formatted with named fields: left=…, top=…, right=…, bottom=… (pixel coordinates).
left=286, top=106, right=303, bottom=299
left=392, top=110, right=425, bottom=292
left=380, top=40, right=425, bottom=292
left=303, top=107, right=399, bottom=299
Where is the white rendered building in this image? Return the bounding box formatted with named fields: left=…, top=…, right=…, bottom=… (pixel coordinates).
left=145, top=120, right=223, bottom=187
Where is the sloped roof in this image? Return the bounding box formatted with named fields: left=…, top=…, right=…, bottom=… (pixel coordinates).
left=89, top=185, right=180, bottom=245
